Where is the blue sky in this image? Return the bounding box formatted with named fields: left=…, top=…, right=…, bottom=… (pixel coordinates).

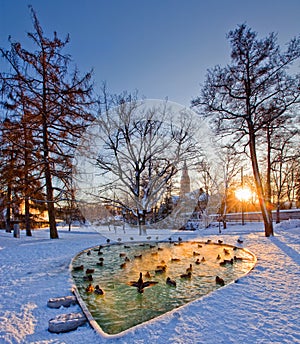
left=1, top=0, right=300, bottom=106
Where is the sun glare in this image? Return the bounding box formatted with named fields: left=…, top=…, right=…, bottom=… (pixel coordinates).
left=235, top=187, right=252, bottom=202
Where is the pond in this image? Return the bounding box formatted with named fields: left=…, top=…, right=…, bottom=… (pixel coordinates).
left=71, top=239, right=256, bottom=335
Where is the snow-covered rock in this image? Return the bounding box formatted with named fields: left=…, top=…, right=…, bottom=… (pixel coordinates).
left=47, top=295, right=77, bottom=308
left=48, top=312, right=87, bottom=333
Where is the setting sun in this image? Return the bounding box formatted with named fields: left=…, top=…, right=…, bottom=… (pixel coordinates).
left=235, top=187, right=253, bottom=202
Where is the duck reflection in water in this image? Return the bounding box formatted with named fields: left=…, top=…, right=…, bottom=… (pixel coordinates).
left=128, top=272, right=158, bottom=293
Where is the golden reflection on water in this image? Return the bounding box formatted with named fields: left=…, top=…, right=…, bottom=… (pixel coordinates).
left=72, top=240, right=255, bottom=335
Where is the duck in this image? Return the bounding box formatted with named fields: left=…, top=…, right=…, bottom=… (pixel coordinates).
left=201, top=257, right=206, bottom=262
left=96, top=261, right=103, bottom=266
left=223, top=248, right=230, bottom=255
left=198, top=244, right=203, bottom=248
left=180, top=271, right=192, bottom=279
left=134, top=254, right=142, bottom=259
left=155, top=265, right=167, bottom=274
left=234, top=256, right=243, bottom=261
left=87, top=250, right=91, bottom=256
left=215, top=276, right=225, bottom=286
left=73, top=265, right=84, bottom=271
left=219, top=258, right=234, bottom=266
left=83, top=274, right=93, bottom=281
left=85, top=283, right=94, bottom=292
left=218, top=240, right=223, bottom=244
left=171, top=258, right=181, bottom=262
left=186, top=264, right=193, bottom=273
left=119, top=253, right=126, bottom=257
left=120, top=262, right=127, bottom=269
left=124, top=256, right=130, bottom=262
left=145, top=271, right=151, bottom=278
left=86, top=268, right=95, bottom=274
left=124, top=245, right=130, bottom=249
left=193, top=251, right=201, bottom=256
left=216, top=254, right=221, bottom=260
left=94, top=285, right=104, bottom=295
left=166, top=277, right=176, bottom=287
left=128, top=272, right=158, bottom=293
left=205, top=239, right=211, bottom=244
left=195, top=258, right=201, bottom=265
left=98, top=251, right=103, bottom=256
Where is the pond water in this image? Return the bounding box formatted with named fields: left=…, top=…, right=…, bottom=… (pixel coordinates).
left=72, top=240, right=256, bottom=335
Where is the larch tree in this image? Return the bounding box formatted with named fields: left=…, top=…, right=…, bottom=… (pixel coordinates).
left=192, top=24, right=300, bottom=236
left=0, top=118, right=17, bottom=233
left=0, top=7, right=95, bottom=238
left=0, top=73, right=44, bottom=236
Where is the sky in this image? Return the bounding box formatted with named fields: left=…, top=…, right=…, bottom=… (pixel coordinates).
left=1, top=0, right=300, bottom=106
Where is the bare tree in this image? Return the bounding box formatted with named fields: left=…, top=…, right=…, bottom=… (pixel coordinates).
left=268, top=117, right=299, bottom=222
left=216, top=145, right=244, bottom=229
left=0, top=7, right=95, bottom=238
left=192, top=24, right=300, bottom=236
left=75, top=95, right=204, bottom=234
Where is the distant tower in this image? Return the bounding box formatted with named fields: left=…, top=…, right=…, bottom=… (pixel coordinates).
left=180, top=161, right=190, bottom=197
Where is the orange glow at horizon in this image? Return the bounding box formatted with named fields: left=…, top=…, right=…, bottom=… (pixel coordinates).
left=235, top=187, right=253, bottom=202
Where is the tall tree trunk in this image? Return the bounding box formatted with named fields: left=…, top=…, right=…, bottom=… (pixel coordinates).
left=265, top=126, right=273, bottom=227
left=249, top=129, right=273, bottom=236
left=42, top=99, right=58, bottom=238
left=24, top=196, right=32, bottom=236
left=222, top=200, right=227, bottom=229
left=276, top=202, right=281, bottom=224
left=44, top=161, right=58, bottom=239
left=24, top=136, right=32, bottom=236
left=5, top=184, right=11, bottom=233
left=138, top=209, right=147, bottom=236
left=42, top=51, right=58, bottom=239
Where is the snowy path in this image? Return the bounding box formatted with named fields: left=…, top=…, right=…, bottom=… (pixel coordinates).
left=0, top=222, right=299, bottom=344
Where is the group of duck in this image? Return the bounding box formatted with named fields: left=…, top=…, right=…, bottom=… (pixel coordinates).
left=73, top=238, right=244, bottom=295
left=72, top=265, right=105, bottom=295
left=129, top=240, right=244, bottom=287
left=126, top=244, right=231, bottom=293
left=85, top=283, right=105, bottom=295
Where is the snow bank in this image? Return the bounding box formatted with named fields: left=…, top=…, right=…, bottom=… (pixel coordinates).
left=0, top=221, right=299, bottom=343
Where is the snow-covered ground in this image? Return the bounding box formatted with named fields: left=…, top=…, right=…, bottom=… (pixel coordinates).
left=0, top=220, right=300, bottom=344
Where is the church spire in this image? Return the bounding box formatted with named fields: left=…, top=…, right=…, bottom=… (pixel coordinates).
left=180, top=161, right=190, bottom=197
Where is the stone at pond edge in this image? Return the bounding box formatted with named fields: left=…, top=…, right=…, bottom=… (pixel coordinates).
left=47, top=296, right=77, bottom=308
left=48, top=312, right=87, bottom=333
